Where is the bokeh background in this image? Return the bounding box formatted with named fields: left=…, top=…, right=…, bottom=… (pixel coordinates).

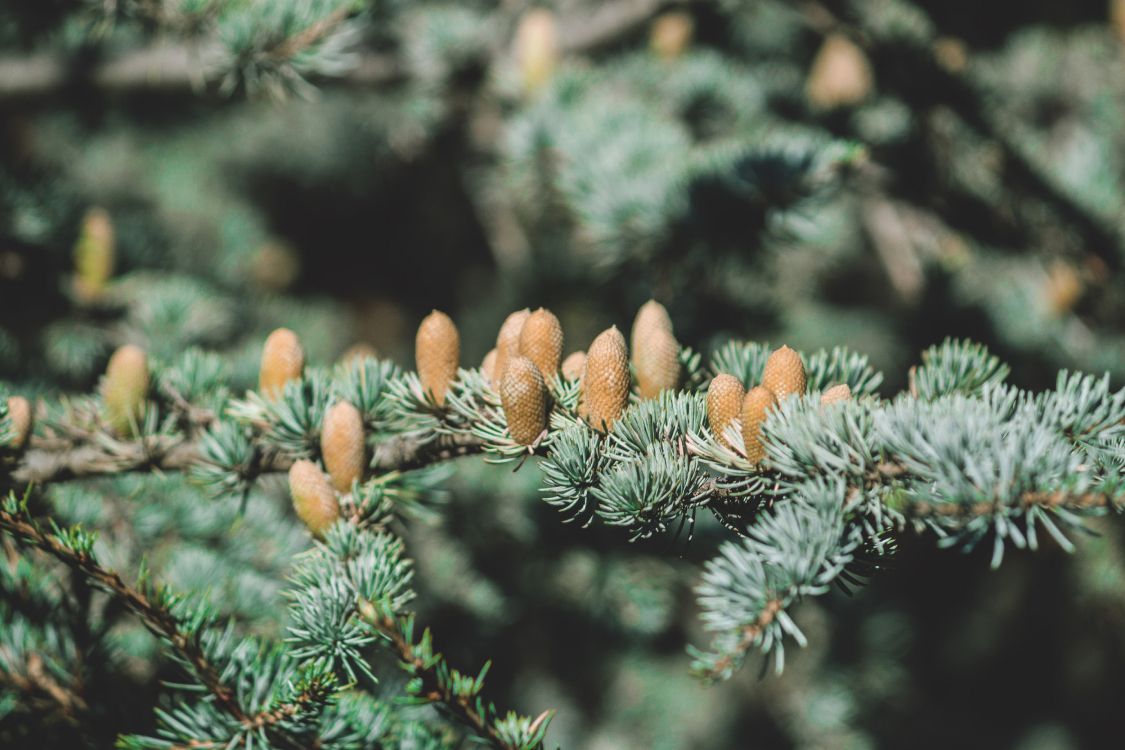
left=5, top=0, right=1125, bottom=747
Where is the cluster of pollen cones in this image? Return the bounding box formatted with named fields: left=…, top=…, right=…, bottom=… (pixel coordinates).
left=421, top=300, right=687, bottom=445
left=707, top=348, right=852, bottom=465
left=8, top=304, right=853, bottom=539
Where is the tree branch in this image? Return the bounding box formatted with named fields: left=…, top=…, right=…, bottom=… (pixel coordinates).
left=0, top=44, right=401, bottom=103
left=363, top=609, right=548, bottom=750
left=8, top=431, right=484, bottom=486
left=0, top=505, right=318, bottom=750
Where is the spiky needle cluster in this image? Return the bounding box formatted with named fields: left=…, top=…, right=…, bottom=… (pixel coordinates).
left=4, top=306, right=1125, bottom=746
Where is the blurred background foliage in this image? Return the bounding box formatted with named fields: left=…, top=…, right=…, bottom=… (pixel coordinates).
left=4, top=0, right=1125, bottom=747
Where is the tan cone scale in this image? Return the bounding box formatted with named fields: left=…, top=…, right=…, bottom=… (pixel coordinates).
left=820, top=383, right=852, bottom=405
left=519, top=308, right=564, bottom=384
left=102, top=344, right=149, bottom=434
left=707, top=374, right=745, bottom=449
left=259, top=328, right=305, bottom=398
left=580, top=326, right=630, bottom=432
left=288, top=460, right=340, bottom=538
left=6, top=396, right=31, bottom=449
left=761, top=345, right=806, bottom=401
left=500, top=356, right=548, bottom=446
left=321, top=401, right=366, bottom=492
left=416, top=310, right=460, bottom=406
left=561, top=351, right=586, bottom=381
left=492, top=309, right=530, bottom=389
left=635, top=328, right=681, bottom=399
left=741, top=386, right=776, bottom=465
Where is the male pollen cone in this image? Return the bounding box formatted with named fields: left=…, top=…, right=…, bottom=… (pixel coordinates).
left=74, top=207, right=115, bottom=301
left=260, top=328, right=305, bottom=398
left=707, top=374, right=745, bottom=448
left=481, top=348, right=498, bottom=383
left=321, top=401, right=366, bottom=492
left=102, top=344, right=149, bottom=434
left=741, top=386, right=776, bottom=465
left=635, top=329, right=681, bottom=399
left=806, top=33, right=873, bottom=109
left=515, top=8, right=558, bottom=93
left=415, top=310, right=460, bottom=406
left=492, top=308, right=530, bottom=389
left=519, top=307, right=564, bottom=383
left=289, top=460, right=340, bottom=538
left=500, top=356, right=548, bottom=446
left=821, top=383, right=852, bottom=405
left=761, top=345, right=807, bottom=401
left=631, top=300, right=681, bottom=398
left=580, top=326, right=630, bottom=432
left=631, top=299, right=674, bottom=341
left=561, top=351, right=586, bottom=381
left=6, top=396, right=32, bottom=449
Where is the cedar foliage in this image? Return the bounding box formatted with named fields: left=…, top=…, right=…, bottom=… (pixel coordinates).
left=5, top=2, right=1125, bottom=748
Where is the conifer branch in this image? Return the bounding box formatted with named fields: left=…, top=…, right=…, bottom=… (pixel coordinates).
left=0, top=649, right=88, bottom=722
left=0, top=501, right=319, bottom=750
left=9, top=431, right=484, bottom=486
left=362, top=607, right=549, bottom=750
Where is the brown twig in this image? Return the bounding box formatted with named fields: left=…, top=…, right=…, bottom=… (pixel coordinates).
left=0, top=507, right=318, bottom=750
left=0, top=648, right=88, bottom=722
left=364, top=610, right=546, bottom=750
left=8, top=431, right=485, bottom=486
left=902, top=490, right=1118, bottom=519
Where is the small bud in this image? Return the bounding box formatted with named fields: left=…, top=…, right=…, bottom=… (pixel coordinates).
left=806, top=34, right=873, bottom=110
left=519, top=308, right=564, bottom=384
left=707, top=374, right=745, bottom=449
left=415, top=310, right=460, bottom=406
left=288, top=460, right=340, bottom=538
left=500, top=356, right=549, bottom=446
left=259, top=328, right=305, bottom=398
left=932, top=36, right=968, bottom=74
left=580, top=326, right=630, bottom=432
left=321, top=401, right=366, bottom=492
left=761, top=345, right=806, bottom=401
left=481, top=348, right=498, bottom=383
left=820, top=384, right=852, bottom=406
left=741, top=386, right=776, bottom=465
left=73, top=207, right=114, bottom=301
left=492, top=308, right=530, bottom=389
left=561, top=351, right=586, bottom=382
left=102, top=345, right=149, bottom=434
left=515, top=8, right=558, bottom=93
left=356, top=598, right=379, bottom=625
left=650, top=11, right=694, bottom=60
left=1043, top=260, right=1083, bottom=317
left=6, top=396, right=32, bottom=449
left=248, top=240, right=300, bottom=292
